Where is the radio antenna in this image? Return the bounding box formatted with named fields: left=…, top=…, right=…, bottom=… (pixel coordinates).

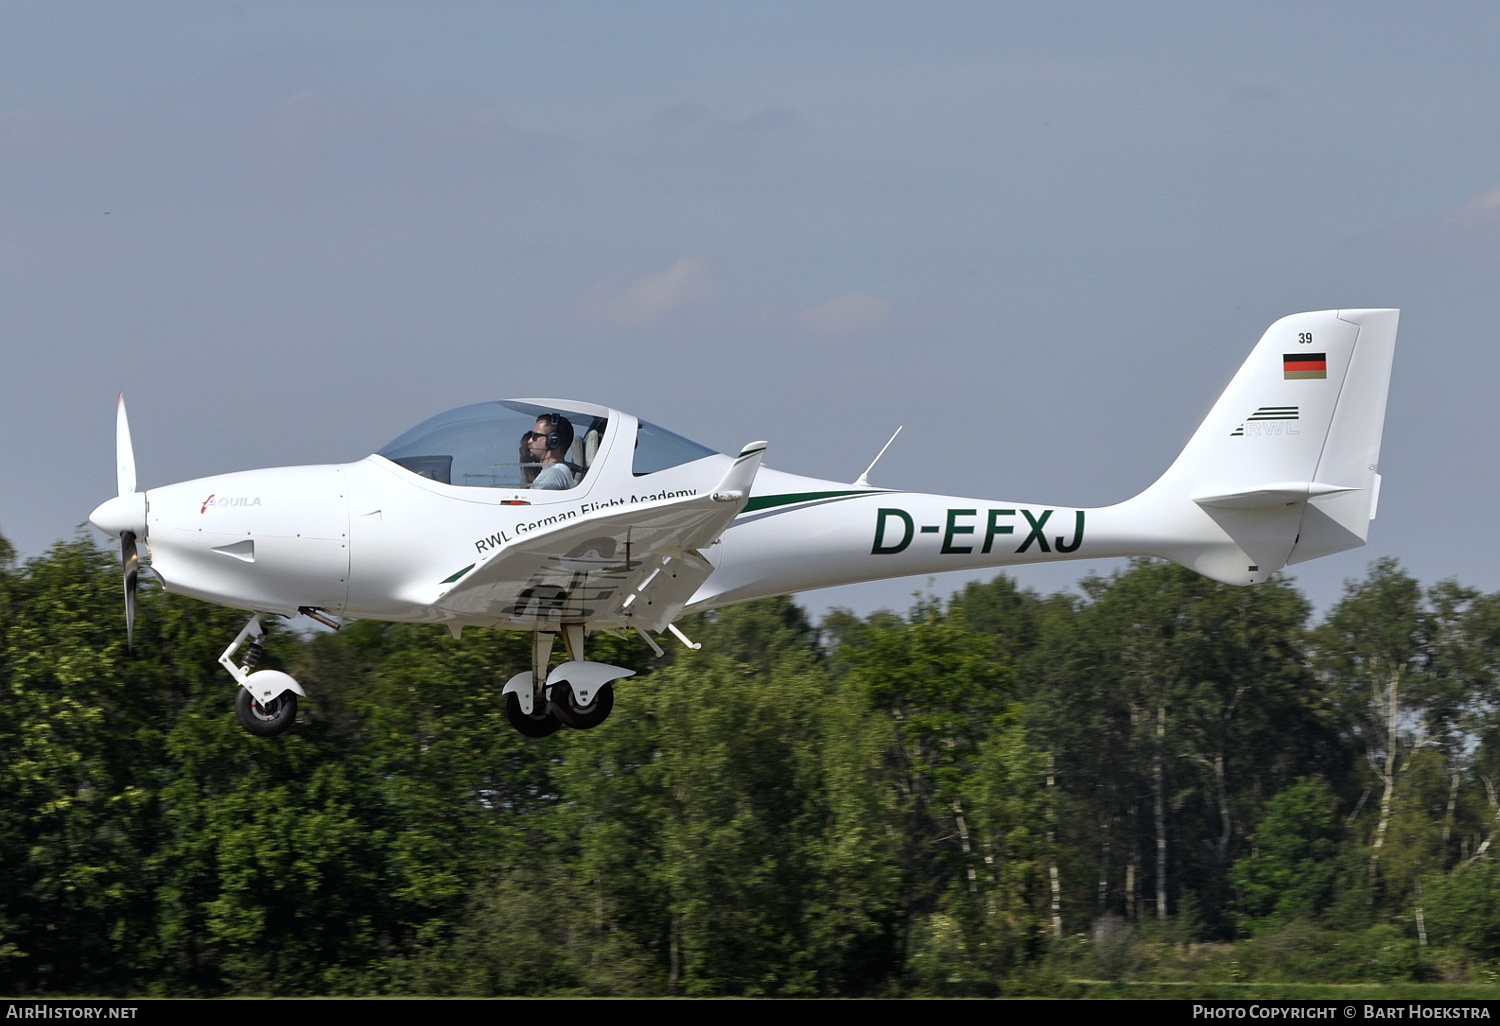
left=854, top=426, right=903, bottom=487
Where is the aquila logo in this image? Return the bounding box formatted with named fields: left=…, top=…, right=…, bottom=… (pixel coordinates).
left=200, top=494, right=261, bottom=513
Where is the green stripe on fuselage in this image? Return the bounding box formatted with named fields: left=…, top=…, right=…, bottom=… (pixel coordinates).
left=741, top=490, right=869, bottom=514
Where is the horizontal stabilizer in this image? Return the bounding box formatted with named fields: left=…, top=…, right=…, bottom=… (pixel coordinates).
left=1193, top=482, right=1357, bottom=510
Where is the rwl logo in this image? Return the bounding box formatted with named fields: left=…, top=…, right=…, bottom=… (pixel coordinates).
left=1230, top=406, right=1299, bottom=437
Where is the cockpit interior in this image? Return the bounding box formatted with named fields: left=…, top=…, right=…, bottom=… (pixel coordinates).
left=375, top=400, right=719, bottom=490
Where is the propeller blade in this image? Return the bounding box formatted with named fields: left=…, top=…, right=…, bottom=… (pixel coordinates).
left=122, top=531, right=138, bottom=652
left=116, top=393, right=136, bottom=497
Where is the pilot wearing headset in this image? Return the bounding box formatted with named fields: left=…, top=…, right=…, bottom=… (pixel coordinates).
left=524, top=414, right=581, bottom=490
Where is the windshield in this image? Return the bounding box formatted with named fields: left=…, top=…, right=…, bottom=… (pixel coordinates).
left=378, top=401, right=608, bottom=490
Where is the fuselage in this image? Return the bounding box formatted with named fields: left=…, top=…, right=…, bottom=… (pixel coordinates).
left=127, top=352, right=1369, bottom=629
left=135, top=427, right=1178, bottom=628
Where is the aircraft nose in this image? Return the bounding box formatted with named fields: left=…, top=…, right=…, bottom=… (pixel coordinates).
left=89, top=492, right=147, bottom=539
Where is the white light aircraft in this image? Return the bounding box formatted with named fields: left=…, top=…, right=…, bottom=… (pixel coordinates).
left=90, top=309, right=1398, bottom=738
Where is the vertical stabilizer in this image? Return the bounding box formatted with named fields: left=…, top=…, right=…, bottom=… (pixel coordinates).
left=1122, top=309, right=1398, bottom=584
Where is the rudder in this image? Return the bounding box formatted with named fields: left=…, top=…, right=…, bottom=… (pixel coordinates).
left=1286, top=308, right=1398, bottom=564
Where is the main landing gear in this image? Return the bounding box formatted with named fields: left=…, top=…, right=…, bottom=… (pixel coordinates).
left=502, top=624, right=634, bottom=738
left=216, top=614, right=635, bottom=741
left=220, top=615, right=308, bottom=738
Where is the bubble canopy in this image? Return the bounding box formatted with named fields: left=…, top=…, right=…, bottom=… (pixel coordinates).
left=375, top=400, right=718, bottom=489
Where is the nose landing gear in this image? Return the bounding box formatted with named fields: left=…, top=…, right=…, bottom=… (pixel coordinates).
left=220, top=615, right=307, bottom=738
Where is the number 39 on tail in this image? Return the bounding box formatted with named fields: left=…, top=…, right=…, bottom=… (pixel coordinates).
left=89, top=309, right=1399, bottom=738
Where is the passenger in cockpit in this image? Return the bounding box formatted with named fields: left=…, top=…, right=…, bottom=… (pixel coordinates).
left=525, top=414, right=582, bottom=490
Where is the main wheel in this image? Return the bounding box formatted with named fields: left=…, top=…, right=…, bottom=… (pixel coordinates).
left=549, top=681, right=615, bottom=730
left=235, top=687, right=298, bottom=737
left=505, top=692, right=563, bottom=738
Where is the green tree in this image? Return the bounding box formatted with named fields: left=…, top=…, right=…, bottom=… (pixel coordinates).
left=1311, top=559, right=1492, bottom=925
left=0, top=539, right=175, bottom=993
left=1315, top=559, right=1425, bottom=894
left=1230, top=778, right=1342, bottom=924
left=1026, top=561, right=1324, bottom=937
left=421, top=600, right=902, bottom=997
left=0, top=538, right=281, bottom=993
left=1422, top=860, right=1500, bottom=959
left=553, top=602, right=849, bottom=995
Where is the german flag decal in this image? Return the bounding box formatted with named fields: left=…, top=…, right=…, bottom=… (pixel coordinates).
left=1283, top=353, right=1327, bottom=380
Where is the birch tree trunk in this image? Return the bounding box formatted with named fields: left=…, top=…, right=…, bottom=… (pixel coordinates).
left=1369, top=667, right=1404, bottom=883
left=1155, top=702, right=1168, bottom=920
left=1466, top=776, right=1500, bottom=865
left=1442, top=769, right=1461, bottom=852
left=1046, top=755, right=1062, bottom=938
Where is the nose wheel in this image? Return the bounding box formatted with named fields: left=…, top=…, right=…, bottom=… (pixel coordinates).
left=236, top=687, right=299, bottom=737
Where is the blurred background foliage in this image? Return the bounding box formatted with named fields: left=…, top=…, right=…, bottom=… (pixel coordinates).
left=5, top=537, right=1500, bottom=995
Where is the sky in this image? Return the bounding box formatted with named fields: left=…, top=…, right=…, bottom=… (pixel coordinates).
left=4, top=1, right=1498, bottom=623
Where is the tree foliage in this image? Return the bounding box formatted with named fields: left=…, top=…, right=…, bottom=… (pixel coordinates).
left=3, top=539, right=1500, bottom=994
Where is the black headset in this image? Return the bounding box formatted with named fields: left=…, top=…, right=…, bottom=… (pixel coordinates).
left=536, top=413, right=574, bottom=452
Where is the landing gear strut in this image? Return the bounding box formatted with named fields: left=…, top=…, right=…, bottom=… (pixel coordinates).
left=501, top=624, right=634, bottom=738
left=220, top=615, right=307, bottom=738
